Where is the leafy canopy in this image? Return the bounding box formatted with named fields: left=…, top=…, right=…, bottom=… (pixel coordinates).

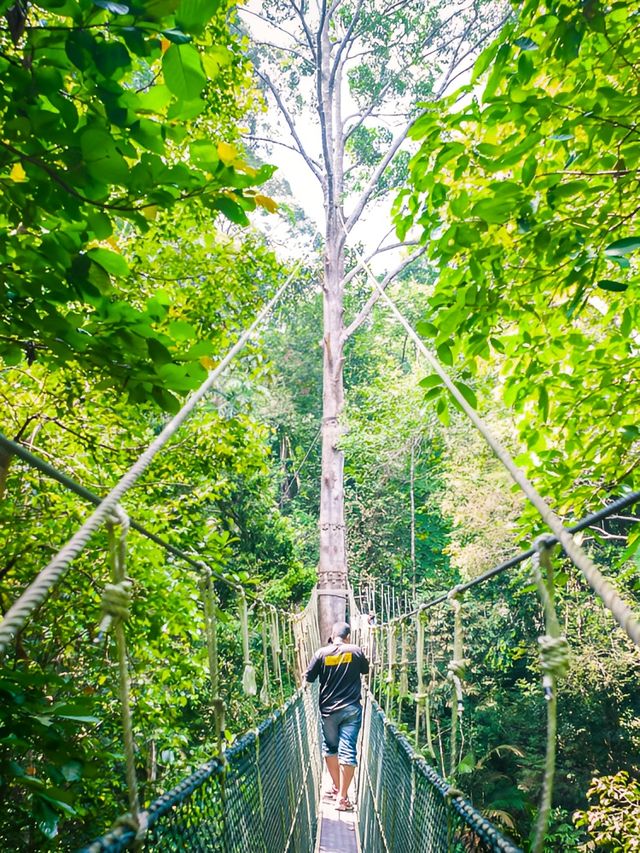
left=0, top=0, right=275, bottom=405
left=396, top=0, right=640, bottom=514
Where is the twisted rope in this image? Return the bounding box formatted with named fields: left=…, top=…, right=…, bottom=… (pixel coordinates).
left=530, top=536, right=570, bottom=853
left=104, top=508, right=144, bottom=840
left=260, top=606, right=271, bottom=706
left=448, top=587, right=466, bottom=779
left=240, top=590, right=257, bottom=696
left=340, top=221, right=640, bottom=651
left=0, top=257, right=307, bottom=655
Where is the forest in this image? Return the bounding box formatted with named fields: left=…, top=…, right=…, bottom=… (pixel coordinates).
left=0, top=0, right=639, bottom=849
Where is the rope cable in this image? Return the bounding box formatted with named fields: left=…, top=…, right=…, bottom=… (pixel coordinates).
left=447, top=587, right=466, bottom=779
left=240, top=590, right=257, bottom=696
left=0, top=252, right=310, bottom=654
left=103, top=507, right=145, bottom=840
left=339, top=222, right=640, bottom=649
left=530, top=536, right=570, bottom=853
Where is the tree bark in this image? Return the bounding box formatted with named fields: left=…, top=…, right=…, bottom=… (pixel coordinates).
left=317, top=12, right=348, bottom=644
left=317, top=214, right=347, bottom=643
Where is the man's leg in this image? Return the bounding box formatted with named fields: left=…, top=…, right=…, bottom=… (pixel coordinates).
left=321, top=713, right=340, bottom=792
left=325, top=754, right=340, bottom=789
left=336, top=704, right=362, bottom=808
left=338, top=763, right=355, bottom=800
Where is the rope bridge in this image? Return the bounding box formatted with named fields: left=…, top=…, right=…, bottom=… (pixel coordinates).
left=2, top=436, right=637, bottom=851
left=82, top=688, right=322, bottom=853
left=80, top=584, right=519, bottom=853
left=2, top=245, right=639, bottom=851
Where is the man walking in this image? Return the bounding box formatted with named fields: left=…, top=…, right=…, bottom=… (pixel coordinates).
left=304, top=621, right=369, bottom=812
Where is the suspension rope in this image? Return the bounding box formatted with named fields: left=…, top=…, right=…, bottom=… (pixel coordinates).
left=0, top=433, right=300, bottom=635
left=530, top=536, right=570, bottom=853
left=447, top=586, right=466, bottom=779
left=0, top=254, right=310, bottom=655
left=240, top=590, right=257, bottom=696
left=339, top=221, right=640, bottom=649
left=373, top=490, right=640, bottom=627
left=103, top=507, right=146, bottom=840
left=260, top=606, right=271, bottom=706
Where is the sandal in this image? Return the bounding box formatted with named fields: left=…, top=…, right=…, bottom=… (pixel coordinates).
left=322, top=785, right=338, bottom=801
left=336, top=797, right=354, bottom=812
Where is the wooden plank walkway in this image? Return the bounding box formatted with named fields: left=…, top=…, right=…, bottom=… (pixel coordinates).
left=316, top=772, right=359, bottom=853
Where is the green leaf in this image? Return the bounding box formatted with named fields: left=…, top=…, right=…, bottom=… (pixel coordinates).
left=213, top=195, right=249, bottom=225
left=162, top=43, right=206, bottom=101
left=436, top=342, right=453, bottom=366
left=604, top=236, right=640, bottom=256
left=452, top=380, right=477, bottom=410
left=80, top=127, right=129, bottom=183
left=419, top=374, right=443, bottom=390
left=416, top=320, right=438, bottom=338
left=597, top=279, right=628, bottom=292
left=471, top=197, right=514, bottom=225
left=176, top=0, right=219, bottom=34
left=86, top=248, right=130, bottom=278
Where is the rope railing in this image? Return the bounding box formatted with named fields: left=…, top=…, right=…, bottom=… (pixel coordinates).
left=358, top=695, right=522, bottom=853
left=340, top=216, right=640, bottom=651
left=371, top=489, right=640, bottom=627
left=349, top=486, right=639, bottom=849
left=0, top=252, right=310, bottom=655
left=81, top=686, right=322, bottom=853
left=348, top=591, right=521, bottom=852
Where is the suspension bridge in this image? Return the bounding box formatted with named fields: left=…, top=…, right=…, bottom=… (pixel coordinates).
left=1, top=258, right=639, bottom=851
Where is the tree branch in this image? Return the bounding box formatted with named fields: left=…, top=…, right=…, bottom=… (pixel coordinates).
left=287, top=0, right=317, bottom=57
left=343, top=121, right=413, bottom=233
left=252, top=67, right=324, bottom=183
left=342, top=245, right=426, bottom=340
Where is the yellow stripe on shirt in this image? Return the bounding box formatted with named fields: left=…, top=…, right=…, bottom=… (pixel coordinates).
left=325, top=652, right=352, bottom=666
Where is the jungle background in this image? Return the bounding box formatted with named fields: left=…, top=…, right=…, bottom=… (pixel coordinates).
left=0, top=0, right=638, bottom=849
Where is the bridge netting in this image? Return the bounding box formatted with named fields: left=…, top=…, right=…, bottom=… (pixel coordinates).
left=82, top=688, right=322, bottom=853
left=80, top=584, right=519, bottom=852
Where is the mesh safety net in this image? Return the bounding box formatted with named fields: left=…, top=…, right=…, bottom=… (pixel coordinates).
left=81, top=687, right=322, bottom=853
left=357, top=693, right=521, bottom=853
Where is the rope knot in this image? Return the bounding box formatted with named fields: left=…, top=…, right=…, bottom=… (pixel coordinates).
left=538, top=634, right=570, bottom=682
left=447, top=585, right=464, bottom=602
left=447, top=657, right=468, bottom=681
left=97, top=580, right=132, bottom=639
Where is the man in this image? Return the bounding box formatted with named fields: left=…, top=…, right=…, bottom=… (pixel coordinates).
left=304, top=621, right=369, bottom=812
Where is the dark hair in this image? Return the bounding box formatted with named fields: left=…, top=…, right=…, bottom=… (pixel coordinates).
left=332, top=621, right=351, bottom=640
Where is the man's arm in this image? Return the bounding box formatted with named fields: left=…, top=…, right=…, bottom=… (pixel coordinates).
left=304, top=653, right=321, bottom=683
left=358, top=648, right=370, bottom=675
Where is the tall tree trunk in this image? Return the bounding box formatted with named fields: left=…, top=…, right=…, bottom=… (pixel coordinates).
left=316, top=14, right=348, bottom=644
left=318, top=218, right=347, bottom=644
left=410, top=438, right=417, bottom=602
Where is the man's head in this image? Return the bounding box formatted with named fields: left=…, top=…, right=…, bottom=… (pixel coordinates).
left=331, top=621, right=351, bottom=643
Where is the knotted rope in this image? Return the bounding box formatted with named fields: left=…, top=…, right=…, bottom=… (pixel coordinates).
left=200, top=569, right=225, bottom=753
left=414, top=610, right=436, bottom=757
left=270, top=609, right=285, bottom=702
left=260, top=606, right=271, bottom=706
left=102, top=507, right=146, bottom=842
left=530, top=534, right=570, bottom=853
left=385, top=622, right=396, bottom=717
left=447, top=586, right=467, bottom=779
left=240, top=591, right=257, bottom=696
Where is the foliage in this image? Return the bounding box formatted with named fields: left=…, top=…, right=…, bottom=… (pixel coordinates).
left=0, top=0, right=276, bottom=405
left=396, top=0, right=640, bottom=517
left=575, top=771, right=640, bottom=852
left=0, top=347, right=305, bottom=845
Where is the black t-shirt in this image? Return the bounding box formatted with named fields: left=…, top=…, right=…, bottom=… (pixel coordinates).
left=304, top=642, right=369, bottom=716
